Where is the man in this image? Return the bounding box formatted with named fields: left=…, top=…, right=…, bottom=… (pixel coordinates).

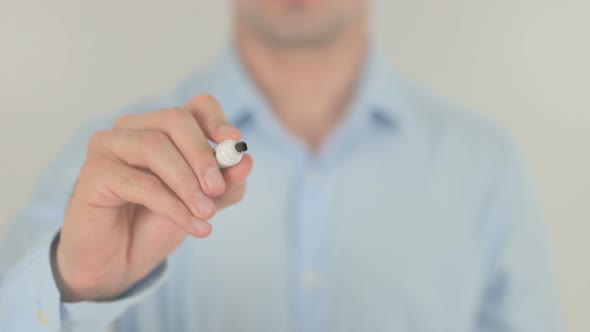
left=0, top=0, right=560, bottom=331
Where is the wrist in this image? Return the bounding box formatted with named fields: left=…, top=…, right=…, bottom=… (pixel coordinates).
left=49, top=232, right=76, bottom=301
left=50, top=233, right=113, bottom=302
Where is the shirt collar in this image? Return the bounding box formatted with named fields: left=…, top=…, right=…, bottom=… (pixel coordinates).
left=200, top=41, right=410, bottom=132
left=201, top=43, right=267, bottom=128
left=352, top=45, right=407, bottom=130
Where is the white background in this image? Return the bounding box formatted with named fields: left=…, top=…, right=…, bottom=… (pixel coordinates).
left=1, top=1, right=588, bottom=330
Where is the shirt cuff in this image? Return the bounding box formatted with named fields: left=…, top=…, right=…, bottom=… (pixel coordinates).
left=2, top=234, right=65, bottom=331
left=60, top=261, right=167, bottom=330
left=1, top=234, right=168, bottom=332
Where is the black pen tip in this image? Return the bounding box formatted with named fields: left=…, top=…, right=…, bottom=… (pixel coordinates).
left=235, top=141, right=248, bottom=152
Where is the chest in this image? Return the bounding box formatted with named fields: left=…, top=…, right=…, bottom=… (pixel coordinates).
left=128, top=136, right=490, bottom=331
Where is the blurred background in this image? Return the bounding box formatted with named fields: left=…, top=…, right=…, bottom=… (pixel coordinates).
left=0, top=1, right=588, bottom=330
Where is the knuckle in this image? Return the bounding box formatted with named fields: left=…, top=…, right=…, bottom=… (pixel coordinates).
left=87, top=130, right=109, bottom=151
left=119, top=168, right=136, bottom=188
left=142, top=131, right=169, bottom=152
left=138, top=174, right=161, bottom=192
left=193, top=93, right=219, bottom=108
left=164, top=107, right=190, bottom=125
left=113, top=114, right=135, bottom=129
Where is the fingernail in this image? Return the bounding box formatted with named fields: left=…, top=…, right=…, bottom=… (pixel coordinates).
left=204, top=167, right=225, bottom=194
left=191, top=218, right=211, bottom=237
left=195, top=192, right=215, bottom=217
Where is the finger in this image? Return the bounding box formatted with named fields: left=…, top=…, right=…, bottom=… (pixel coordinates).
left=215, top=182, right=247, bottom=210
left=113, top=108, right=227, bottom=197
left=222, top=154, right=253, bottom=186
left=93, top=159, right=211, bottom=238
left=215, top=154, right=253, bottom=209
left=88, top=130, right=216, bottom=220
left=184, top=94, right=241, bottom=143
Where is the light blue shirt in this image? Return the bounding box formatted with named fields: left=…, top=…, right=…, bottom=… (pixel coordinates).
left=0, top=45, right=561, bottom=331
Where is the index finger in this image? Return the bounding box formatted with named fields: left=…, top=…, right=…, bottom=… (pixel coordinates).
left=184, top=94, right=242, bottom=143
left=113, top=108, right=227, bottom=197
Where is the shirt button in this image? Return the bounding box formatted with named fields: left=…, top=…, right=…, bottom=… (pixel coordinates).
left=302, top=270, right=321, bottom=289
left=37, top=308, right=49, bottom=326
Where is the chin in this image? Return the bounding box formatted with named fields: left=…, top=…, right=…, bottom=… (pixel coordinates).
left=236, top=0, right=364, bottom=47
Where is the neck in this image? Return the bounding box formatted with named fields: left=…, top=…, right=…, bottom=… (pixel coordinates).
left=235, top=20, right=368, bottom=151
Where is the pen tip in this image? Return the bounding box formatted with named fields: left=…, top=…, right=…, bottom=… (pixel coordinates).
left=235, top=141, right=248, bottom=153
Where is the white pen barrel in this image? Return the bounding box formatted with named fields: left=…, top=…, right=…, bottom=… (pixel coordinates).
left=215, top=139, right=247, bottom=168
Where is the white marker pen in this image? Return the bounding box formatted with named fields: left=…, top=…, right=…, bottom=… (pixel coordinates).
left=215, top=139, right=248, bottom=169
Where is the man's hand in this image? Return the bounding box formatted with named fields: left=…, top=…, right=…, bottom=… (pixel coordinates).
left=54, top=94, right=253, bottom=302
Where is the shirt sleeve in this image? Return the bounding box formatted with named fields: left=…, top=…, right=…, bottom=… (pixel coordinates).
left=1, top=235, right=167, bottom=332
left=476, top=142, right=562, bottom=331
left=0, top=113, right=168, bottom=332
